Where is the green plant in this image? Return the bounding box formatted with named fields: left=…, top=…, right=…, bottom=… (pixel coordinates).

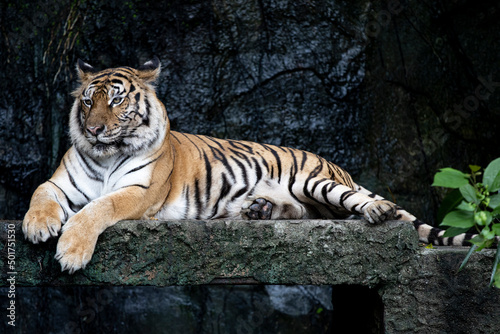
left=432, top=157, right=500, bottom=288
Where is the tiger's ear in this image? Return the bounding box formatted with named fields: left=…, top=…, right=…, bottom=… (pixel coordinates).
left=76, top=59, right=97, bottom=81
left=137, top=56, right=161, bottom=83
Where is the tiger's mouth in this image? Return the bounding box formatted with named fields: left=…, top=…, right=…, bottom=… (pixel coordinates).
left=93, top=139, right=121, bottom=153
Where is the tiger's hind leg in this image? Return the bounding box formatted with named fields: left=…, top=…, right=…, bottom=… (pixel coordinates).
left=246, top=198, right=273, bottom=220
left=296, top=178, right=398, bottom=224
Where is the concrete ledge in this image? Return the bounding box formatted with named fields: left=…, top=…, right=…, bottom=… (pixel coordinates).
left=1, top=220, right=499, bottom=333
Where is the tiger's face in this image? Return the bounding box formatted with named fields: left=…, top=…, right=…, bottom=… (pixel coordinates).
left=69, top=58, right=168, bottom=159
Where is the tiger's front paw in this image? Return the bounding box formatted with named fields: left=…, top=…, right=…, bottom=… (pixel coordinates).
left=363, top=200, right=397, bottom=224
left=55, top=222, right=98, bottom=274
left=22, top=207, right=62, bottom=244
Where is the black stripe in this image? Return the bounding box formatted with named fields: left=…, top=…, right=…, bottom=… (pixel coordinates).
left=216, top=173, right=231, bottom=203
left=251, top=157, right=263, bottom=184
left=75, top=149, right=103, bottom=182
left=194, top=179, right=202, bottom=219
left=124, top=154, right=162, bottom=175
left=310, top=178, right=329, bottom=196
left=183, top=185, right=191, bottom=219
left=110, top=155, right=132, bottom=177
left=177, top=133, right=203, bottom=159
left=287, top=149, right=301, bottom=203
left=321, top=184, right=332, bottom=205
left=115, top=67, right=135, bottom=75
left=228, top=147, right=251, bottom=164
left=258, top=153, right=269, bottom=174
left=171, top=132, right=182, bottom=144
left=53, top=195, right=69, bottom=222
left=428, top=228, right=441, bottom=246
left=261, top=144, right=282, bottom=183
left=209, top=146, right=236, bottom=182
left=201, top=135, right=226, bottom=151
left=447, top=236, right=455, bottom=246
left=339, top=190, right=356, bottom=210
left=112, top=72, right=130, bottom=80
left=229, top=157, right=248, bottom=201
left=231, top=187, right=248, bottom=201
left=77, top=105, right=85, bottom=131
left=203, top=152, right=212, bottom=212
left=302, top=163, right=326, bottom=200
left=48, top=180, right=82, bottom=213
left=300, top=151, right=307, bottom=171
left=227, top=140, right=254, bottom=154
left=91, top=72, right=112, bottom=80
left=121, top=184, right=150, bottom=189
left=62, top=157, right=90, bottom=202
left=143, top=95, right=151, bottom=126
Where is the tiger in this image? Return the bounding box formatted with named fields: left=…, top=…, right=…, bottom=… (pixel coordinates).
left=22, top=57, right=474, bottom=274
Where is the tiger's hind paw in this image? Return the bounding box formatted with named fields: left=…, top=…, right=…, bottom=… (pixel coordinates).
left=246, top=198, right=273, bottom=220
left=363, top=200, right=397, bottom=224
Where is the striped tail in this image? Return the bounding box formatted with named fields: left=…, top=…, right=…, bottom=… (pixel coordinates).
left=393, top=206, right=478, bottom=246
left=411, top=219, right=474, bottom=246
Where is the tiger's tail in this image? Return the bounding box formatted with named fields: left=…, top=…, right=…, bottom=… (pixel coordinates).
left=395, top=208, right=476, bottom=246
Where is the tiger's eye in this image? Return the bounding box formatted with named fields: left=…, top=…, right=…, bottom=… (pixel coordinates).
left=83, top=98, right=92, bottom=107
left=112, top=97, right=123, bottom=105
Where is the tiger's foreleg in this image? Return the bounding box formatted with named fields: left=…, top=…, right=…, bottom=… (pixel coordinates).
left=54, top=186, right=153, bottom=273
left=23, top=182, right=67, bottom=243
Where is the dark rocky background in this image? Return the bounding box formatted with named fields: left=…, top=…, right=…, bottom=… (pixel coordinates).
left=1, top=0, right=500, bottom=333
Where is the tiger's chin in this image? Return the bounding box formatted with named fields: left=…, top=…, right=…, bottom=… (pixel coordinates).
left=89, top=142, right=120, bottom=158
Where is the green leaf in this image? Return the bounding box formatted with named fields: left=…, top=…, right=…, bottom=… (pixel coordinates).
left=456, top=201, right=475, bottom=211
left=442, top=226, right=472, bottom=238
left=489, top=193, right=500, bottom=209
left=493, top=224, right=500, bottom=236
left=471, top=234, right=494, bottom=251
left=494, top=270, right=500, bottom=289
left=459, top=244, right=478, bottom=271
left=440, top=210, right=475, bottom=228
left=493, top=206, right=500, bottom=216
left=469, top=234, right=489, bottom=251
left=475, top=211, right=493, bottom=226
left=436, top=189, right=464, bottom=224
left=459, top=184, right=479, bottom=204
left=480, top=226, right=496, bottom=240
left=469, top=165, right=481, bottom=173
left=432, top=168, right=470, bottom=189
left=483, top=157, right=500, bottom=192
left=490, top=247, right=500, bottom=288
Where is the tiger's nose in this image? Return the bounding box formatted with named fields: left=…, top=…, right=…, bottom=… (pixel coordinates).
left=86, top=125, right=105, bottom=136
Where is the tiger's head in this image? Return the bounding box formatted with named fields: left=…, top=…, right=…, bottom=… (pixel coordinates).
left=70, top=57, right=169, bottom=158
